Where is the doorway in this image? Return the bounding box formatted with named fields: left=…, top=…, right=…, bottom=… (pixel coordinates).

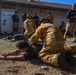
left=1, top=10, right=15, bottom=33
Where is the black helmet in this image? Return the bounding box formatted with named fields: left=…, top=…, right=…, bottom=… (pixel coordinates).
left=39, top=18, right=50, bottom=25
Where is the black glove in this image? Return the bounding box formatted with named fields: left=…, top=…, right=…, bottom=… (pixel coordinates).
left=30, top=44, right=37, bottom=50
left=26, top=41, right=37, bottom=50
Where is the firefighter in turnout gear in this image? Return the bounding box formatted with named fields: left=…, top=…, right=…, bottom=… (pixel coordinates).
left=64, top=4, right=76, bottom=42
left=12, top=11, right=19, bottom=34
left=29, top=18, right=76, bottom=70
left=47, top=10, right=54, bottom=24
left=23, top=15, right=37, bottom=40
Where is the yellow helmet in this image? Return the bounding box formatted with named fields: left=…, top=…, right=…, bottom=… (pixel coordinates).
left=39, top=18, right=50, bottom=25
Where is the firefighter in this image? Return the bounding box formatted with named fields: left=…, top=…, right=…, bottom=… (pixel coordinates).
left=12, top=11, right=19, bottom=34
left=59, top=21, right=66, bottom=35
left=47, top=10, right=54, bottom=24
left=22, top=12, right=27, bottom=22
left=64, top=4, right=76, bottom=42
left=33, top=13, right=40, bottom=27
left=29, top=18, right=76, bottom=70
left=23, top=15, right=37, bottom=40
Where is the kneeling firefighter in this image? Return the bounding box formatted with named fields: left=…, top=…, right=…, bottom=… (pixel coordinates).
left=29, top=18, right=76, bottom=70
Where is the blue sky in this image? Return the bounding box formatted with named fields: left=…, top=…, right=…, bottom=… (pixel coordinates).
left=40, top=0, right=76, bottom=5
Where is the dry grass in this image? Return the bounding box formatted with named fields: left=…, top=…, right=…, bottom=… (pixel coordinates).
left=0, top=39, right=17, bottom=53
left=0, top=37, right=76, bottom=75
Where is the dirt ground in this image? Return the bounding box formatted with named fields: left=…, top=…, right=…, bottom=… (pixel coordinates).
left=0, top=59, right=76, bottom=75
left=0, top=34, right=76, bottom=75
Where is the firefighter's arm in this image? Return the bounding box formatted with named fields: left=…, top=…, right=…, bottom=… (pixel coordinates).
left=70, top=15, right=76, bottom=18
left=26, top=32, right=34, bottom=37
left=29, top=26, right=42, bottom=44
left=27, top=23, right=36, bottom=36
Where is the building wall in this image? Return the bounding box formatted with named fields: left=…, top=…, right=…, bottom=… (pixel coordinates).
left=0, top=4, right=68, bottom=33
left=53, top=10, right=67, bottom=27
left=18, top=6, right=68, bottom=27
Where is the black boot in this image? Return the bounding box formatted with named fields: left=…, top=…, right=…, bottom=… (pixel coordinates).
left=58, top=52, right=71, bottom=70
left=65, top=51, right=75, bottom=66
